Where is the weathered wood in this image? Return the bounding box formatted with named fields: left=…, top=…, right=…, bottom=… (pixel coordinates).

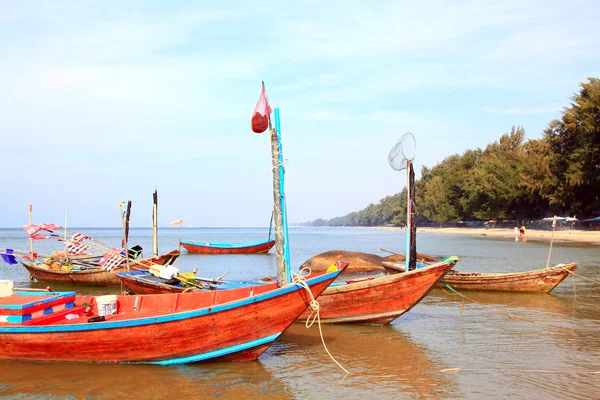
left=21, top=250, right=180, bottom=286
left=297, top=260, right=456, bottom=324
left=0, top=267, right=344, bottom=363
left=301, top=250, right=387, bottom=272
left=439, top=263, right=577, bottom=293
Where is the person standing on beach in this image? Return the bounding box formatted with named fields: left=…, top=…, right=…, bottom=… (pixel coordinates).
left=520, top=225, right=526, bottom=237
left=514, top=226, right=519, bottom=240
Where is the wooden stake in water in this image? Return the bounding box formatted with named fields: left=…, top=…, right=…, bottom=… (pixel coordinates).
left=28, top=204, right=34, bottom=258
left=64, top=211, right=68, bottom=256
left=152, top=190, right=158, bottom=257
left=545, top=215, right=557, bottom=270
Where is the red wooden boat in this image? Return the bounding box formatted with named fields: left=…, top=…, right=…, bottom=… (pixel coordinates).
left=180, top=239, right=276, bottom=254
left=118, top=258, right=458, bottom=325
left=20, top=250, right=180, bottom=286
left=297, top=258, right=457, bottom=324
left=0, top=265, right=345, bottom=364
left=438, top=263, right=577, bottom=293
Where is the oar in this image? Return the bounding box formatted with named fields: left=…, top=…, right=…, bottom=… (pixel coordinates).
left=377, top=245, right=438, bottom=262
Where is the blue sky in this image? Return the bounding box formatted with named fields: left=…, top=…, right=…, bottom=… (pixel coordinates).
left=1, top=1, right=599, bottom=228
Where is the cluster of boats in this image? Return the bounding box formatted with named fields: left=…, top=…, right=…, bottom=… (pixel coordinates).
left=0, top=85, right=577, bottom=366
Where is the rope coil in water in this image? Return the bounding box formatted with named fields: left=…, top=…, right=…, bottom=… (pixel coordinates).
left=289, top=267, right=349, bottom=375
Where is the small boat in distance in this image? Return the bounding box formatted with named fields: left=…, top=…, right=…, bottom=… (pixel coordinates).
left=180, top=239, right=276, bottom=254
left=0, top=265, right=345, bottom=364
left=438, top=263, right=577, bottom=293
left=21, top=250, right=180, bottom=286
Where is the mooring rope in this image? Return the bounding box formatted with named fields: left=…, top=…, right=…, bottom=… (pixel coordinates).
left=290, top=267, right=349, bottom=375
left=560, top=266, right=600, bottom=286
left=440, top=282, right=574, bottom=330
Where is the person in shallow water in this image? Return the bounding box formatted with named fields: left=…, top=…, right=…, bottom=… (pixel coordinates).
left=520, top=225, right=526, bottom=237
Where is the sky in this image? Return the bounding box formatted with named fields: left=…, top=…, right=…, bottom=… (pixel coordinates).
left=1, top=0, right=599, bottom=228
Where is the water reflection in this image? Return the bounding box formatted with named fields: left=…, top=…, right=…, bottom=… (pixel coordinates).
left=264, top=323, right=460, bottom=399
left=0, top=359, right=290, bottom=399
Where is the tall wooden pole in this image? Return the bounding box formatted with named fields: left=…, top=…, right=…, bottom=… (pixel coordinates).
left=270, top=108, right=291, bottom=286
left=408, top=163, right=417, bottom=270
left=152, top=190, right=158, bottom=257
left=28, top=204, right=34, bottom=258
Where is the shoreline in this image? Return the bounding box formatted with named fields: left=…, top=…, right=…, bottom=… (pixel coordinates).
left=401, top=227, right=600, bottom=244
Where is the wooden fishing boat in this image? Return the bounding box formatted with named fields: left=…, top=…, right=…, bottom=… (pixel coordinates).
left=297, top=258, right=457, bottom=324
left=0, top=265, right=344, bottom=364
left=180, top=239, right=276, bottom=254
left=20, top=250, right=180, bottom=286
left=438, top=263, right=577, bottom=293
left=118, top=258, right=458, bottom=325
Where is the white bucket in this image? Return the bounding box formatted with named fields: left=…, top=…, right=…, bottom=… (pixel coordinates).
left=0, top=280, right=13, bottom=298
left=96, top=295, right=118, bottom=316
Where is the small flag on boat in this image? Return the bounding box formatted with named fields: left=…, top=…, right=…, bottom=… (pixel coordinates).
left=29, top=234, right=50, bottom=240
left=251, top=81, right=272, bottom=134
left=0, top=249, right=17, bottom=265
left=169, top=219, right=183, bottom=226
left=22, top=223, right=61, bottom=235
left=22, top=252, right=38, bottom=260
left=65, top=233, right=90, bottom=255
left=99, top=248, right=125, bottom=271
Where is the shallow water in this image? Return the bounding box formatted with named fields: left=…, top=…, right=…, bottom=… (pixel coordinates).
left=0, top=227, right=598, bottom=399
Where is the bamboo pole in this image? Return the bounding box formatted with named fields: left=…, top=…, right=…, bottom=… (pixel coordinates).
left=270, top=108, right=290, bottom=287
left=153, top=190, right=158, bottom=257
left=545, top=215, right=557, bottom=270
left=28, top=204, right=34, bottom=259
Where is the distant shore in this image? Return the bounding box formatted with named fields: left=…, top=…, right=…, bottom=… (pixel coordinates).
left=400, top=227, right=600, bottom=244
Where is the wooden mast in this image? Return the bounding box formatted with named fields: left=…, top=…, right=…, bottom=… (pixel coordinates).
left=152, top=190, right=158, bottom=257
left=270, top=108, right=291, bottom=287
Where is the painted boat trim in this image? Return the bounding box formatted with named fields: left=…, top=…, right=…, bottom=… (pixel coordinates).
left=147, top=333, right=281, bottom=365
left=0, top=292, right=76, bottom=310
left=180, top=239, right=275, bottom=249
left=0, top=270, right=336, bottom=333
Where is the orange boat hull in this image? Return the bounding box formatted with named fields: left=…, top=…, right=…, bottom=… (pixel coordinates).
left=298, top=260, right=455, bottom=324
left=439, top=263, right=577, bottom=293
left=0, top=268, right=343, bottom=363
left=181, top=240, right=275, bottom=254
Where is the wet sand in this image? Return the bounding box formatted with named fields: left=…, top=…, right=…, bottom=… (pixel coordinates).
left=402, top=227, right=600, bottom=244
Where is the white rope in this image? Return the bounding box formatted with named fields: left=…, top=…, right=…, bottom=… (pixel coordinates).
left=289, top=267, right=349, bottom=375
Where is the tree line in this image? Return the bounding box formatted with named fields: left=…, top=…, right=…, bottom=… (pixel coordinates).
left=302, top=78, right=600, bottom=227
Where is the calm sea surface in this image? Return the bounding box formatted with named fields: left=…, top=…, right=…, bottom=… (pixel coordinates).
left=0, top=227, right=598, bottom=399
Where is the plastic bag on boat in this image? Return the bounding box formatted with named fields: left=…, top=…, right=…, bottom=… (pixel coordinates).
left=158, top=265, right=180, bottom=280
left=251, top=82, right=272, bottom=133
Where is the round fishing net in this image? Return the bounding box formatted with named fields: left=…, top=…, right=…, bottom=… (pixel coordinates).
left=388, top=132, right=416, bottom=171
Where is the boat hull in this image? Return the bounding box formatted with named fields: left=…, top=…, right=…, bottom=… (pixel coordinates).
left=0, top=269, right=341, bottom=363
left=439, top=263, right=577, bottom=293
left=297, top=260, right=456, bottom=324
left=181, top=240, right=276, bottom=254
left=21, top=250, right=180, bottom=286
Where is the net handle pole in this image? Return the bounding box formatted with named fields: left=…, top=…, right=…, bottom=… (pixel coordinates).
left=405, top=160, right=411, bottom=273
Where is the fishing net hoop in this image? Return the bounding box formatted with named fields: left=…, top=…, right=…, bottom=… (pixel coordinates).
left=388, top=132, right=416, bottom=171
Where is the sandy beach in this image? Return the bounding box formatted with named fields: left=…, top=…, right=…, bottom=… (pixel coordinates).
left=415, top=227, right=600, bottom=244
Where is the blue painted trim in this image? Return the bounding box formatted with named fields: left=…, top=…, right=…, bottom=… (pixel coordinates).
left=0, top=293, right=76, bottom=310
left=274, top=108, right=292, bottom=284
left=13, top=291, right=76, bottom=297
left=6, top=314, right=31, bottom=323
left=0, top=269, right=339, bottom=333
left=147, top=333, right=281, bottom=365
left=65, top=302, right=74, bottom=309
left=43, top=307, right=54, bottom=315
left=180, top=239, right=274, bottom=249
